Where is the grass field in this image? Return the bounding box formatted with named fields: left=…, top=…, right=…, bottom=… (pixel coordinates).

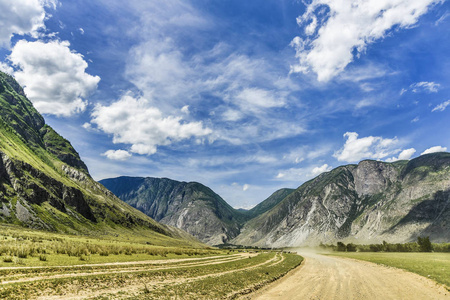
left=0, top=226, right=303, bottom=299
left=0, top=251, right=303, bottom=299
left=329, top=252, right=450, bottom=288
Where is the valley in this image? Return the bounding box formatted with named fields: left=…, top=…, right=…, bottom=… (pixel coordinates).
left=0, top=70, right=449, bottom=299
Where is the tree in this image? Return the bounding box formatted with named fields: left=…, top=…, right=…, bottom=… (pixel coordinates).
left=337, top=242, right=346, bottom=251
left=417, top=236, right=433, bottom=252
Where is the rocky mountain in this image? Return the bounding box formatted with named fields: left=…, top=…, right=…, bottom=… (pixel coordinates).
left=0, top=71, right=200, bottom=248
left=232, top=153, right=450, bottom=247
left=100, top=176, right=249, bottom=245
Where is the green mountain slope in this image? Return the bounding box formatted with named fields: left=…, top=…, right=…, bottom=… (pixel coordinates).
left=0, top=71, right=201, bottom=248
left=246, top=188, right=295, bottom=218
left=232, top=153, right=450, bottom=247
left=100, top=176, right=249, bottom=245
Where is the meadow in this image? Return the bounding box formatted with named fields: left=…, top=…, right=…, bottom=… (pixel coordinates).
left=329, top=252, right=450, bottom=289
left=0, top=225, right=303, bottom=299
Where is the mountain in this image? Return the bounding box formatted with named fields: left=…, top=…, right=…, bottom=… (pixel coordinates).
left=232, top=153, right=450, bottom=247
left=100, top=176, right=249, bottom=245
left=245, top=188, right=295, bottom=218
left=0, top=71, right=200, bottom=247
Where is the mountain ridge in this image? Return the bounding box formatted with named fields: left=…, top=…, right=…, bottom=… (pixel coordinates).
left=101, top=153, right=450, bottom=247
left=232, top=153, right=450, bottom=247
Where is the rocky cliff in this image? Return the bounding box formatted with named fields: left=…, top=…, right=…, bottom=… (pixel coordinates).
left=100, top=177, right=248, bottom=245
left=232, top=153, right=450, bottom=247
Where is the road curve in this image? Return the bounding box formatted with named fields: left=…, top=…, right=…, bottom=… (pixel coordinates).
left=250, top=250, right=449, bottom=300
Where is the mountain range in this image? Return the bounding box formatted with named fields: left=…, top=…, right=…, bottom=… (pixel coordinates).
left=102, top=154, right=450, bottom=246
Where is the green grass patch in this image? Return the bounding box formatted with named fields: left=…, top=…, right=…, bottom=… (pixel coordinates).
left=329, top=252, right=450, bottom=288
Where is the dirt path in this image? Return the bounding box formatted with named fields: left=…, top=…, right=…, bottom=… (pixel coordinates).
left=250, top=251, right=449, bottom=300
left=37, top=252, right=280, bottom=300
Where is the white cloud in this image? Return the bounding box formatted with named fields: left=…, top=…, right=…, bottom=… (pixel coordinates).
left=311, top=164, right=332, bottom=176
left=0, top=0, right=58, bottom=48
left=235, top=88, right=285, bottom=109
left=275, top=164, right=332, bottom=182
left=222, top=109, right=244, bottom=122
left=0, top=62, right=13, bottom=74
left=79, top=28, right=84, bottom=35
left=291, top=0, right=441, bottom=81
left=90, top=94, right=212, bottom=155
left=181, top=105, right=190, bottom=114
left=410, top=81, right=440, bottom=93
left=386, top=148, right=416, bottom=162
left=283, top=145, right=331, bottom=164
left=231, top=182, right=251, bottom=192
left=334, top=132, right=400, bottom=162
left=435, top=11, right=450, bottom=25
left=421, top=146, right=447, bottom=155
left=411, top=116, right=420, bottom=123
left=102, top=149, right=132, bottom=161
left=120, top=2, right=302, bottom=146
left=9, top=40, right=100, bottom=116
left=432, top=100, right=450, bottom=112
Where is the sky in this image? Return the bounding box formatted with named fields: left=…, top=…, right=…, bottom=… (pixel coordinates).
left=0, top=0, right=449, bottom=208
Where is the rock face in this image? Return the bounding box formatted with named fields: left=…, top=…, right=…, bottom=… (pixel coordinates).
left=100, top=177, right=248, bottom=245
left=232, top=154, right=450, bottom=247
left=0, top=71, right=196, bottom=246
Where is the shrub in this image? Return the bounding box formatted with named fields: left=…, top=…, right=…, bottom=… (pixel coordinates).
left=3, top=256, right=13, bottom=263
left=39, top=254, right=47, bottom=261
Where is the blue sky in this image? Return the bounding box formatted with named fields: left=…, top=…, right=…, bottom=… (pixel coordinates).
left=1, top=0, right=449, bottom=208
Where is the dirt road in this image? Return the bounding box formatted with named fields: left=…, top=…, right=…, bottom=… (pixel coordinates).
left=250, top=251, right=449, bottom=300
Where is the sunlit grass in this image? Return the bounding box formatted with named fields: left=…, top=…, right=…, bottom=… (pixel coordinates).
left=329, top=252, right=450, bottom=288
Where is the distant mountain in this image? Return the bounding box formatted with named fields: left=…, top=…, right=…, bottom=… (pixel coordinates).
left=0, top=71, right=200, bottom=247
left=232, top=153, right=450, bottom=247
left=100, top=177, right=249, bottom=245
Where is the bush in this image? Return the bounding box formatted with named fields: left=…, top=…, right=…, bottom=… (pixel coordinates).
left=39, top=254, right=47, bottom=261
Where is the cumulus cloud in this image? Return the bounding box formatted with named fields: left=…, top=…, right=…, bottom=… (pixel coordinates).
left=9, top=40, right=100, bottom=116
left=410, top=81, right=440, bottom=93
left=311, top=164, right=332, bottom=176
left=102, top=149, right=132, bottom=161
left=421, top=146, right=447, bottom=155
left=243, top=184, right=250, bottom=191
left=432, top=100, right=450, bottom=112
left=291, top=0, right=441, bottom=81
left=386, top=148, right=416, bottom=162
left=90, top=94, right=212, bottom=155
left=0, top=0, right=58, bottom=48
left=334, top=132, right=400, bottom=162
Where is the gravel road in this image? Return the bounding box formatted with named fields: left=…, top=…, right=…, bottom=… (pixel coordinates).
left=251, top=250, right=449, bottom=300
